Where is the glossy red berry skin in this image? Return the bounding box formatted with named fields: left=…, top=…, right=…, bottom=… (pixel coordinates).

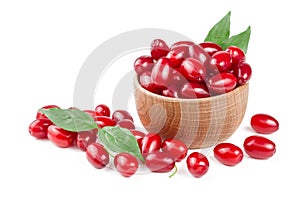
left=47, top=125, right=77, bottom=148
left=210, top=51, right=232, bottom=72
left=86, top=143, right=109, bottom=169
left=225, top=46, right=246, bottom=66
left=180, top=82, right=210, bottom=99
left=94, top=116, right=116, bottom=128
left=76, top=129, right=98, bottom=151
left=151, top=39, right=170, bottom=60
left=161, top=86, right=180, bottom=98
left=233, top=62, right=252, bottom=85
left=114, top=153, right=139, bottom=177
left=95, top=104, right=110, bottom=117
left=36, top=105, right=60, bottom=120
left=84, top=110, right=98, bottom=118
left=180, top=58, right=207, bottom=83
left=130, top=130, right=146, bottom=140
left=250, top=114, right=279, bottom=134
left=139, top=71, right=162, bottom=94
left=189, top=44, right=210, bottom=66
left=134, top=55, right=154, bottom=75
left=186, top=152, right=209, bottom=178
left=117, top=119, right=135, bottom=129
left=199, top=42, right=222, bottom=56
left=112, top=110, right=134, bottom=123
left=208, top=72, right=237, bottom=94
left=162, top=139, right=188, bottom=162
left=213, top=143, right=243, bottom=166
left=29, top=119, right=52, bottom=139
left=151, top=57, right=173, bottom=88
left=145, top=151, right=175, bottom=173
left=166, top=50, right=185, bottom=68
left=243, top=136, right=276, bottom=159
left=171, top=41, right=195, bottom=48
left=138, top=133, right=162, bottom=155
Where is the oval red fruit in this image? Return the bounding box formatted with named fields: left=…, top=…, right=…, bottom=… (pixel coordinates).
left=86, top=143, right=109, bottom=169
left=251, top=114, right=279, bottom=134
left=138, top=133, right=162, bottom=155
left=29, top=119, right=52, bottom=139
left=208, top=72, right=237, bottom=94
left=162, top=139, right=188, bottom=162
left=145, top=151, right=175, bottom=173
left=114, top=153, right=139, bottom=177
left=47, top=125, right=77, bottom=148
left=243, top=135, right=276, bottom=159
left=213, top=143, right=243, bottom=166
left=186, top=152, right=209, bottom=178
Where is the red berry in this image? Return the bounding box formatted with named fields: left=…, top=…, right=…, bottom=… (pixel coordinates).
left=134, top=55, right=154, bottom=75
left=162, top=139, right=188, bottom=162
left=114, top=153, right=139, bottom=177
left=84, top=110, right=98, bottom=118
left=112, top=110, right=134, bottom=123
left=145, top=151, right=175, bottom=173
left=29, top=119, right=52, bottom=139
left=213, top=143, right=243, bottom=166
left=225, top=46, right=246, bottom=65
left=210, top=51, right=232, bottom=72
left=151, top=57, right=173, bottom=88
left=233, top=62, right=252, bottom=85
left=186, top=152, right=209, bottom=178
left=243, top=136, right=276, bottom=159
left=117, top=119, right=135, bottom=129
left=170, top=44, right=190, bottom=57
left=161, top=87, right=180, bottom=98
left=47, top=125, right=77, bottom=148
left=199, top=42, right=222, bottom=56
left=208, top=72, right=237, bottom=94
left=94, top=116, right=116, bottom=128
left=86, top=143, right=109, bottom=169
left=130, top=130, right=146, bottom=140
left=189, top=44, right=210, bottom=66
left=36, top=105, right=60, bottom=120
left=171, top=41, right=195, bottom=48
left=166, top=50, right=185, bottom=68
left=167, top=45, right=190, bottom=68
left=139, top=71, right=162, bottom=94
left=250, top=114, right=279, bottom=134
left=180, top=82, right=210, bottom=99
left=138, top=133, right=162, bottom=155
left=76, top=129, right=98, bottom=151
left=180, top=58, right=207, bottom=83
left=95, top=104, right=110, bottom=117
left=150, top=39, right=170, bottom=60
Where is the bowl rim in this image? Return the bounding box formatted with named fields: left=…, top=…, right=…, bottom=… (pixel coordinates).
left=134, top=75, right=249, bottom=103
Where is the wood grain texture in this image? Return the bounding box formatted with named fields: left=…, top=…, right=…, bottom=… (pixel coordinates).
left=134, top=77, right=249, bottom=149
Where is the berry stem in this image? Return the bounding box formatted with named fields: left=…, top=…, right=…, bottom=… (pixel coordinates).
left=169, top=165, right=178, bottom=178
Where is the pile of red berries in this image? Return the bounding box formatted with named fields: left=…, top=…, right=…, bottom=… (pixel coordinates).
left=134, top=39, right=252, bottom=98
left=29, top=104, right=278, bottom=178
left=29, top=104, right=135, bottom=150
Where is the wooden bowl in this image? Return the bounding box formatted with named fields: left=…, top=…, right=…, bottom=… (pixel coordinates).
left=134, top=77, right=249, bottom=149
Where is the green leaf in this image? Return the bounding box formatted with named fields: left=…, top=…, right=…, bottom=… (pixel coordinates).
left=204, top=11, right=231, bottom=45
left=221, top=26, right=251, bottom=53
left=98, top=126, right=144, bottom=162
left=40, top=108, right=98, bottom=132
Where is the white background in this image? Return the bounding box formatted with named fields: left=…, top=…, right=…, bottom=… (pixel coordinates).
left=1, top=0, right=299, bottom=199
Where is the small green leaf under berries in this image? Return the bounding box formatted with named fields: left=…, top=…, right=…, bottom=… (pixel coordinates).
left=98, top=126, right=144, bottom=162
left=40, top=108, right=98, bottom=132
left=221, top=26, right=251, bottom=53
left=204, top=11, right=231, bottom=46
